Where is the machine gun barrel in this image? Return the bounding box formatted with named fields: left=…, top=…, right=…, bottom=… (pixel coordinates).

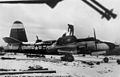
left=90, top=0, right=117, bottom=19
left=82, top=0, right=111, bottom=20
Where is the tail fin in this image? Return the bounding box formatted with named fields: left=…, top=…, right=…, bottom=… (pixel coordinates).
left=10, top=21, right=28, bottom=42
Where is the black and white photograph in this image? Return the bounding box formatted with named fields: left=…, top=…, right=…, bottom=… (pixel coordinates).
left=0, top=0, right=120, bottom=77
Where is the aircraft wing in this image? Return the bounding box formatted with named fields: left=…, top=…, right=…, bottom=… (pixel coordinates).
left=50, top=42, right=85, bottom=51
left=3, top=37, right=22, bottom=44
left=0, top=0, right=63, bottom=8
left=22, top=40, right=56, bottom=46
left=54, top=44, right=77, bottom=49
left=42, top=40, right=56, bottom=45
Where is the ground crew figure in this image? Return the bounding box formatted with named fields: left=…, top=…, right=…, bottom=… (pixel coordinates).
left=68, top=24, right=74, bottom=36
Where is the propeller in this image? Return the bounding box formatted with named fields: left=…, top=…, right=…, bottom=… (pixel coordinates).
left=93, top=28, right=97, bottom=50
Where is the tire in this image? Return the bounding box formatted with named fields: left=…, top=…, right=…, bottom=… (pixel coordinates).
left=103, top=57, right=109, bottom=63
left=117, top=59, right=120, bottom=64
left=61, top=54, right=74, bottom=62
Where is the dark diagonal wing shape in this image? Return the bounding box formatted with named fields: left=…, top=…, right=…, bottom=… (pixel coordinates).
left=0, top=0, right=63, bottom=8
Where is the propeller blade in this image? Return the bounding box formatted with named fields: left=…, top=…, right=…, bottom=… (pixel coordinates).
left=93, top=28, right=97, bottom=50
left=93, top=28, right=96, bottom=40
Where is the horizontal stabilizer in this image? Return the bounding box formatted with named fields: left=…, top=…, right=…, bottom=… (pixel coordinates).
left=3, top=37, right=22, bottom=44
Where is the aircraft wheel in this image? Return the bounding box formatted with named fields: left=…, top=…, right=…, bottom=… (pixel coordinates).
left=67, top=55, right=74, bottom=62
left=61, top=54, right=74, bottom=62
left=96, top=62, right=100, bottom=65
left=82, top=54, right=86, bottom=57
left=103, top=57, right=109, bottom=63
left=117, top=59, right=120, bottom=64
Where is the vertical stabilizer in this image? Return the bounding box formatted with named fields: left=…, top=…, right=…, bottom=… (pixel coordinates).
left=10, top=21, right=28, bottom=42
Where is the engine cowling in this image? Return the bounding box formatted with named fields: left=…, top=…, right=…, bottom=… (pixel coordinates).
left=56, top=35, right=77, bottom=45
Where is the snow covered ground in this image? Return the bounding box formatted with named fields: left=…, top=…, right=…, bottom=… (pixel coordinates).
left=0, top=53, right=120, bottom=77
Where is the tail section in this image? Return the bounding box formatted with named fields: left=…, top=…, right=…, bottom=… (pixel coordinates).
left=3, top=20, right=28, bottom=44
left=10, top=21, right=28, bottom=42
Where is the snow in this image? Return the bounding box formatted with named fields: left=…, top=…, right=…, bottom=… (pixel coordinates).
left=0, top=54, right=120, bottom=77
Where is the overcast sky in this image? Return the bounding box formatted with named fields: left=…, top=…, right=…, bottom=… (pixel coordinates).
left=0, top=0, right=120, bottom=46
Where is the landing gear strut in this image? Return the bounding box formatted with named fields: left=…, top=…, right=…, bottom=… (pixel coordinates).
left=61, top=53, right=74, bottom=62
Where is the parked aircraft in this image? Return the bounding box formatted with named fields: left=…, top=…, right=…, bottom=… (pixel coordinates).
left=47, top=27, right=117, bottom=62
left=82, top=0, right=117, bottom=20
left=2, top=21, right=117, bottom=62
left=0, top=0, right=63, bottom=8
left=47, top=28, right=116, bottom=56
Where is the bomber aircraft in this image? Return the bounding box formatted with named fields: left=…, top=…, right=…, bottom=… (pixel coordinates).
left=2, top=21, right=118, bottom=62
left=47, top=24, right=117, bottom=62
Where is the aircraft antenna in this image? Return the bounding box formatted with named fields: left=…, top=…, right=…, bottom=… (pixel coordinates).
left=35, top=35, right=42, bottom=43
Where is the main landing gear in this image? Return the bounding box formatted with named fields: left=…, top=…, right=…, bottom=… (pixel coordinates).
left=61, top=53, right=74, bottom=62
left=103, top=57, right=120, bottom=64
left=103, top=57, right=109, bottom=63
